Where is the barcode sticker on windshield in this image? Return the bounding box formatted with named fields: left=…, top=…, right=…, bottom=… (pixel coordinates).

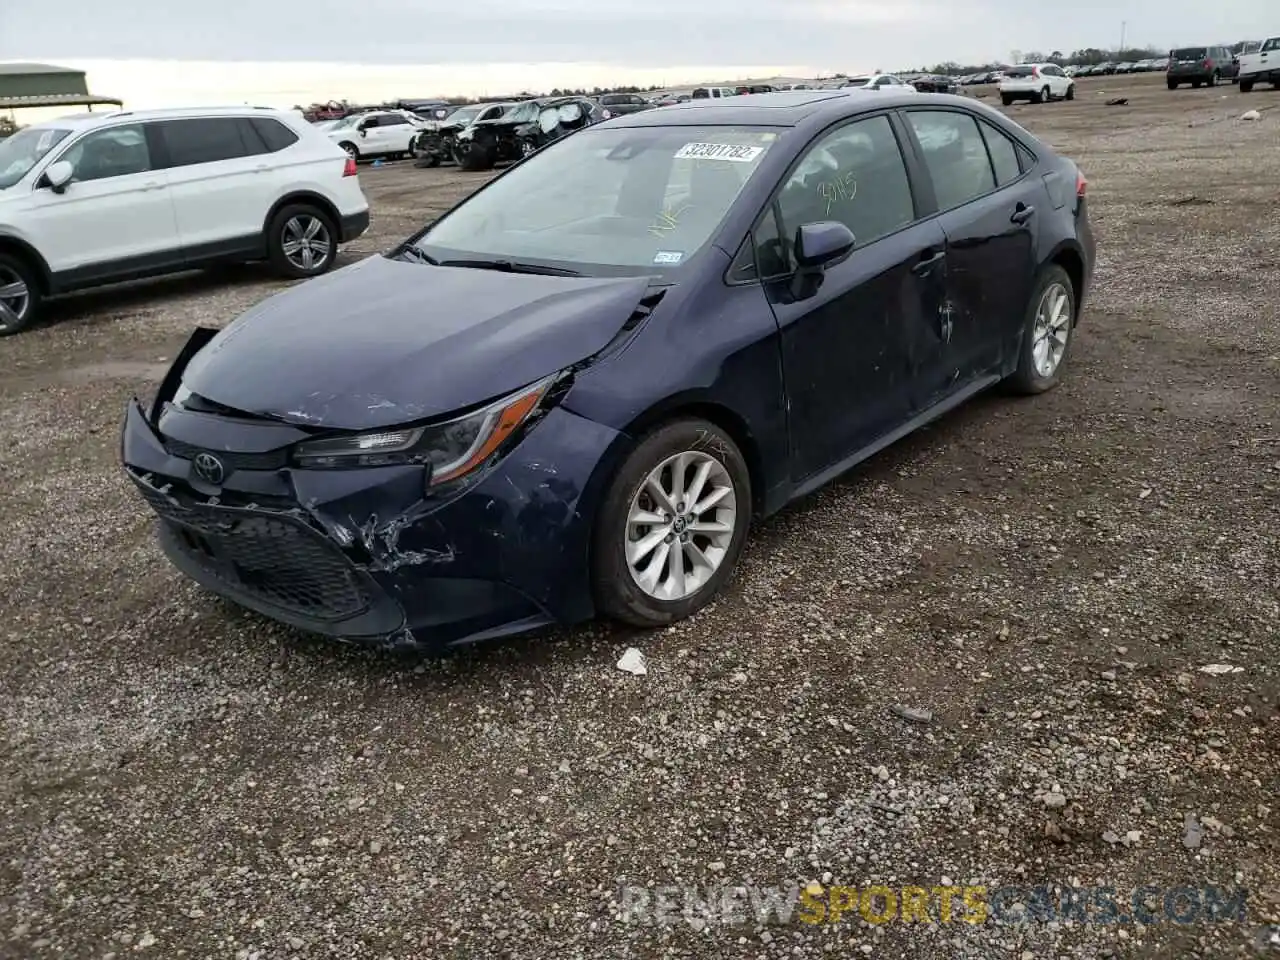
left=674, top=142, right=764, bottom=163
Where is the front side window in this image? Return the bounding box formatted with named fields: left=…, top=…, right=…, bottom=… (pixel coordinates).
left=0, top=126, right=71, bottom=189
left=57, top=124, right=152, bottom=182
left=905, top=110, right=996, bottom=211
left=156, top=118, right=252, bottom=167
left=1262, top=38, right=1280, bottom=53
left=772, top=114, right=915, bottom=254
left=416, top=124, right=779, bottom=275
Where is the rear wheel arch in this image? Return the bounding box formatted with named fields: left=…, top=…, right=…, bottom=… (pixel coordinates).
left=261, top=191, right=343, bottom=242
left=1048, top=246, right=1086, bottom=325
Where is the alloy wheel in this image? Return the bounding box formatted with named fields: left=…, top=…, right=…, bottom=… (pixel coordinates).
left=281, top=216, right=332, bottom=273
left=0, top=266, right=30, bottom=331
left=1031, top=281, right=1071, bottom=378
left=626, top=450, right=737, bottom=601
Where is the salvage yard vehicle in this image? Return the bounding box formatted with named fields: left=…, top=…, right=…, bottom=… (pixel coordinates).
left=412, top=101, right=514, bottom=167
left=326, top=109, right=427, bottom=161
left=999, top=63, right=1075, bottom=104
left=0, top=106, right=369, bottom=335
left=120, top=90, right=1095, bottom=650
left=596, top=93, right=652, bottom=117
left=1237, top=37, right=1280, bottom=92
left=1166, top=46, right=1238, bottom=88
left=453, top=96, right=602, bottom=171
left=843, top=74, right=918, bottom=93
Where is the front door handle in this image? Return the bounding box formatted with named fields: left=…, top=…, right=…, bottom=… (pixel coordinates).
left=1011, top=203, right=1036, bottom=225
left=911, top=250, right=946, bottom=276
left=141, top=181, right=163, bottom=191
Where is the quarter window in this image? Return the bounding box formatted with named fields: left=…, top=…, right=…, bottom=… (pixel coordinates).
left=773, top=114, right=915, bottom=250
left=978, top=120, right=1021, bottom=186
left=156, top=118, right=254, bottom=167
left=249, top=117, right=300, bottom=152
left=905, top=110, right=996, bottom=211
left=57, top=124, right=152, bottom=182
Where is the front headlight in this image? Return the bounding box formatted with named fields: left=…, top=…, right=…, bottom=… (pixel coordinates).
left=292, top=375, right=556, bottom=485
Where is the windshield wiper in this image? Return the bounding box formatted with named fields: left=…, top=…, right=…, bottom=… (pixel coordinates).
left=437, top=257, right=583, bottom=277
left=396, top=245, right=438, bottom=265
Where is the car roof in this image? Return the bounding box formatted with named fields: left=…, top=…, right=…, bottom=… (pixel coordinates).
left=26, top=104, right=291, bottom=132
left=607, top=89, right=951, bottom=128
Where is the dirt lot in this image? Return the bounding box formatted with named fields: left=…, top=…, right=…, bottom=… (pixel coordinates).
left=1, top=72, right=1277, bottom=959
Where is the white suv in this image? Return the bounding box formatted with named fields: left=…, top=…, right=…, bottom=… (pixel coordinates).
left=1000, top=64, right=1075, bottom=104
left=325, top=110, right=427, bottom=161
left=0, top=106, right=369, bottom=335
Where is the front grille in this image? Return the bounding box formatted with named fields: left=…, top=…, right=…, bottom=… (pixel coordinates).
left=163, top=438, right=289, bottom=472
left=133, top=475, right=371, bottom=622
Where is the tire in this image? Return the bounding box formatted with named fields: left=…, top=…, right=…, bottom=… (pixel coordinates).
left=1191, top=80, right=1202, bottom=88
left=591, top=419, right=752, bottom=628
left=1167, top=80, right=1178, bottom=90
left=1033, top=86, right=1048, bottom=104
left=1065, top=84, right=1075, bottom=101
left=1208, top=72, right=1219, bottom=87
left=459, top=143, right=493, bottom=172
left=265, top=204, right=339, bottom=280
left=1240, top=79, right=1254, bottom=93
left=1005, top=265, right=1076, bottom=395
left=0, top=252, right=40, bottom=337
left=339, top=141, right=359, bottom=160
left=1001, top=94, right=1013, bottom=106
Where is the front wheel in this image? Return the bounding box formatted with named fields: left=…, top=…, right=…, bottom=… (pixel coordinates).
left=266, top=205, right=338, bottom=279
left=1001, top=94, right=1014, bottom=106
left=1167, top=80, right=1178, bottom=90
left=0, top=252, right=40, bottom=337
left=1005, top=265, right=1076, bottom=395
left=592, top=419, right=752, bottom=627
left=458, top=143, right=493, bottom=172
left=1065, top=84, right=1075, bottom=101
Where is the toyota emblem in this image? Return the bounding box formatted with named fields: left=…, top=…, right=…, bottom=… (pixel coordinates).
left=192, top=452, right=226, bottom=485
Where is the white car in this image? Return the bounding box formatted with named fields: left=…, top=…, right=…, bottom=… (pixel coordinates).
left=325, top=110, right=427, bottom=161
left=842, top=73, right=918, bottom=93
left=1238, top=37, right=1280, bottom=92
left=1000, top=63, right=1075, bottom=104
left=0, top=106, right=369, bottom=335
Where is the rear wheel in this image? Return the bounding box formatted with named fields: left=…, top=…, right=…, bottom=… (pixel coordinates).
left=339, top=141, right=359, bottom=160
left=1208, top=72, right=1219, bottom=87
left=1191, top=80, right=1202, bottom=88
left=1167, top=79, right=1178, bottom=89
left=1034, top=86, right=1049, bottom=103
left=0, top=253, right=40, bottom=337
left=592, top=419, right=752, bottom=628
left=265, top=204, right=338, bottom=280
left=1240, top=79, right=1254, bottom=93
left=459, top=143, right=493, bottom=172
left=1001, top=94, right=1014, bottom=106
left=1006, top=265, right=1075, bottom=395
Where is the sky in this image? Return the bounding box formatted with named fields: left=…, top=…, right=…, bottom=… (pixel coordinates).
left=2, top=0, right=1274, bottom=111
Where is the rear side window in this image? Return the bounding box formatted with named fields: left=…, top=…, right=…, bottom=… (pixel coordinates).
left=905, top=110, right=996, bottom=211
left=978, top=120, right=1022, bottom=186
left=249, top=117, right=299, bottom=152
left=157, top=118, right=255, bottom=167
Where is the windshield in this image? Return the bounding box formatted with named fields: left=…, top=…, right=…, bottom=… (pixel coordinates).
left=1172, top=48, right=1207, bottom=59
left=329, top=115, right=362, bottom=130
left=0, top=127, right=72, bottom=190
left=445, top=106, right=482, bottom=124
left=415, top=124, right=779, bottom=276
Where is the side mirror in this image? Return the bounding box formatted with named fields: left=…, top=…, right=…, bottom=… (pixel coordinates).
left=44, top=160, right=74, bottom=194
left=795, top=221, right=855, bottom=268
left=789, top=221, right=856, bottom=301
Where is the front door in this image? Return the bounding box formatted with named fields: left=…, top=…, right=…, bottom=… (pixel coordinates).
left=900, top=108, right=1039, bottom=404
left=24, top=122, right=182, bottom=284
left=757, top=112, right=946, bottom=480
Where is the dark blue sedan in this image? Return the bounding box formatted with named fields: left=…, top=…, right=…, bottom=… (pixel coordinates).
left=121, top=90, right=1096, bottom=650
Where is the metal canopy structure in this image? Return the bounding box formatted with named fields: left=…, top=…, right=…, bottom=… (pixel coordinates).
left=0, top=62, right=122, bottom=111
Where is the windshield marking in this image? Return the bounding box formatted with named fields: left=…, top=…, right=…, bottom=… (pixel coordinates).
left=673, top=142, right=764, bottom=162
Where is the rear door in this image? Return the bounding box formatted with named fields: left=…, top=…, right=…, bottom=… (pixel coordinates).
left=151, top=116, right=275, bottom=260
left=899, top=108, right=1039, bottom=403
left=753, top=112, right=947, bottom=477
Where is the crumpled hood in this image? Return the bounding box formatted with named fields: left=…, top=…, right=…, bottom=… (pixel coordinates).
left=181, top=254, right=654, bottom=430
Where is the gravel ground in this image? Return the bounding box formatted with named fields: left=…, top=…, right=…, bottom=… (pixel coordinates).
left=1, top=73, right=1277, bottom=959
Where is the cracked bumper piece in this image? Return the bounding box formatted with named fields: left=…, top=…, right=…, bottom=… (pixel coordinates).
left=120, top=399, right=623, bottom=650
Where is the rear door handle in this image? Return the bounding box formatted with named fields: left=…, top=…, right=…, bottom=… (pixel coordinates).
left=1011, top=203, right=1036, bottom=225
left=254, top=164, right=270, bottom=172
left=911, top=250, right=946, bottom=276
left=141, top=181, right=163, bottom=191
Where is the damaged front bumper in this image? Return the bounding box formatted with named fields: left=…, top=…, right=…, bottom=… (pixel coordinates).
left=120, top=394, right=623, bottom=651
